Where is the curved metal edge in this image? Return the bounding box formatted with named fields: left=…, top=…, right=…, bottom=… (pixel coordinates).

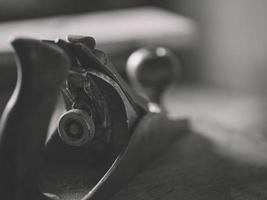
left=82, top=112, right=189, bottom=200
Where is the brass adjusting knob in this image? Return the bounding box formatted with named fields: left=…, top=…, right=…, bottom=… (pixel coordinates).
left=58, top=109, right=95, bottom=146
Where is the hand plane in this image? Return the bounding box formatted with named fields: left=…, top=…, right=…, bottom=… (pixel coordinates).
left=0, top=35, right=188, bottom=200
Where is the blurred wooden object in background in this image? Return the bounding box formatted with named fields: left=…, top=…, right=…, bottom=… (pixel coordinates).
left=0, top=7, right=197, bottom=89
left=0, top=0, right=148, bottom=21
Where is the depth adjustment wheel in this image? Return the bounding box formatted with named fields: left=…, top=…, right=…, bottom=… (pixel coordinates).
left=58, top=109, right=95, bottom=146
